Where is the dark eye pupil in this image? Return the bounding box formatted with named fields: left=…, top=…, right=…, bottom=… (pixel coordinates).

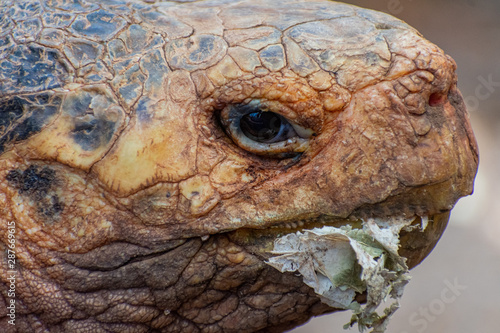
left=240, top=111, right=282, bottom=142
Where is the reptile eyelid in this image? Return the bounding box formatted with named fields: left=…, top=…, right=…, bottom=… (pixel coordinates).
left=219, top=102, right=314, bottom=157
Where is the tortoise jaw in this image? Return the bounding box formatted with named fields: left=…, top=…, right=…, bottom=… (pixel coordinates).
left=228, top=212, right=449, bottom=268
left=228, top=212, right=449, bottom=331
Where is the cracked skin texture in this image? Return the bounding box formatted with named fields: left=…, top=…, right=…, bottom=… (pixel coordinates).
left=0, top=0, right=478, bottom=332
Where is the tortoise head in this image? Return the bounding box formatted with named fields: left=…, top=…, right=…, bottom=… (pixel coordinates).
left=0, top=0, right=478, bottom=331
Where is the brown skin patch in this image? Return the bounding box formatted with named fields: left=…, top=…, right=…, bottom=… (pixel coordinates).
left=0, top=0, right=478, bottom=332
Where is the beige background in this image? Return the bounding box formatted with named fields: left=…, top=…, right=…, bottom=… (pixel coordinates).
left=293, top=0, right=500, bottom=332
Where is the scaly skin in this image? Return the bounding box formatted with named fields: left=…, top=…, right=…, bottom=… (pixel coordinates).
left=0, top=0, right=478, bottom=332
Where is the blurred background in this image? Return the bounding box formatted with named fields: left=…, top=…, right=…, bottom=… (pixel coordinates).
left=293, top=0, right=500, bottom=332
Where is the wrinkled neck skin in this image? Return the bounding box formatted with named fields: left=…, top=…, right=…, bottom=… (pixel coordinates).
left=0, top=0, right=478, bottom=332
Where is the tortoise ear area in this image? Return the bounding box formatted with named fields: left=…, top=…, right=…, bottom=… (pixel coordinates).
left=61, top=88, right=124, bottom=164
left=7, top=86, right=126, bottom=172
left=71, top=117, right=118, bottom=152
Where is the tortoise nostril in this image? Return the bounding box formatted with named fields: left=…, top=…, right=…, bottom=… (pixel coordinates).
left=429, top=93, right=447, bottom=107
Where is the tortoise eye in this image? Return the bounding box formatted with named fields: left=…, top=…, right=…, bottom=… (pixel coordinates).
left=240, top=110, right=292, bottom=143
left=218, top=101, right=314, bottom=157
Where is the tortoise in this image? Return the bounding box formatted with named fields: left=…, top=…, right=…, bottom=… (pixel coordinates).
left=0, top=0, right=478, bottom=332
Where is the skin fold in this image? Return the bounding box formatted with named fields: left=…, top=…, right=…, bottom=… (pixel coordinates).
left=0, top=0, right=478, bottom=332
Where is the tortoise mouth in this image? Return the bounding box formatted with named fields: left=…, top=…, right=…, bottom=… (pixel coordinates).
left=228, top=212, right=450, bottom=271
left=228, top=212, right=449, bottom=330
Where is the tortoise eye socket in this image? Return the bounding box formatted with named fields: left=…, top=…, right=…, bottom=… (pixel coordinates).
left=218, top=101, right=314, bottom=158
left=240, top=110, right=293, bottom=143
